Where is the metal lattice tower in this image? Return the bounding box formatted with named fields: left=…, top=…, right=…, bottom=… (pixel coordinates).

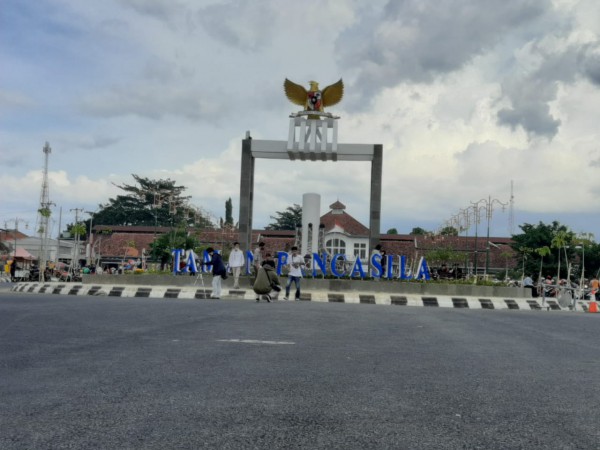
left=37, top=142, right=53, bottom=281
left=508, top=180, right=515, bottom=236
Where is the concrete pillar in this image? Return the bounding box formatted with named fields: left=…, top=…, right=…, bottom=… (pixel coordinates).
left=369, top=144, right=383, bottom=252
left=301, top=193, right=320, bottom=256
left=238, top=138, right=254, bottom=253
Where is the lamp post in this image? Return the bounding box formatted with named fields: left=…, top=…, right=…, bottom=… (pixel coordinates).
left=470, top=195, right=508, bottom=277
left=84, top=210, right=96, bottom=266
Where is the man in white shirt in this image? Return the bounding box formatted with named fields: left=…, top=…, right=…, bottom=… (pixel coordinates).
left=228, top=241, right=245, bottom=289
left=284, top=246, right=304, bottom=301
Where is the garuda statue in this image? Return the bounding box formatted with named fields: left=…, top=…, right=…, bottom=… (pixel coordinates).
left=284, top=78, right=344, bottom=119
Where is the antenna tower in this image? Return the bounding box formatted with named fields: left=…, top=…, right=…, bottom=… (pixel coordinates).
left=37, top=142, right=54, bottom=281
left=508, top=180, right=515, bottom=236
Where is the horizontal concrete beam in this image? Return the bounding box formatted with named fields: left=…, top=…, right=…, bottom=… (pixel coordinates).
left=251, top=139, right=375, bottom=161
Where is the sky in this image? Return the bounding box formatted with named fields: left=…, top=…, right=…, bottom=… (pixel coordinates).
left=2, top=0, right=600, bottom=241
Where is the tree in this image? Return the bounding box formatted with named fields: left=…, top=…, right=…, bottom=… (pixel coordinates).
left=266, top=204, right=302, bottom=230
left=65, top=223, right=88, bottom=240
left=386, top=228, right=398, bottom=235
left=511, top=221, right=574, bottom=279
left=535, top=246, right=551, bottom=282
left=91, top=174, right=213, bottom=229
left=551, top=230, right=572, bottom=282
left=409, top=227, right=429, bottom=235
left=149, top=228, right=200, bottom=269
left=224, top=198, right=234, bottom=227
left=439, top=226, right=459, bottom=236
left=425, top=247, right=462, bottom=267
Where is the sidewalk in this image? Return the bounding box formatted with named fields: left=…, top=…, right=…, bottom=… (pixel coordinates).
left=11, top=281, right=590, bottom=312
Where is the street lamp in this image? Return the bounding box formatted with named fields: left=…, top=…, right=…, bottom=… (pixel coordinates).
left=470, top=195, right=508, bottom=277
left=84, top=210, right=96, bottom=266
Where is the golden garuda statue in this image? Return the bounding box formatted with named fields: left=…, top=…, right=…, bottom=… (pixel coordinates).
left=284, top=78, right=344, bottom=118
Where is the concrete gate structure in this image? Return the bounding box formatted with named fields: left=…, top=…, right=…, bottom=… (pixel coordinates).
left=238, top=112, right=383, bottom=256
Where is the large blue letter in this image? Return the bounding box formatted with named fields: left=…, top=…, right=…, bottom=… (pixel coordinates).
left=385, top=254, right=393, bottom=278
left=172, top=249, right=184, bottom=274
left=245, top=250, right=253, bottom=275
left=186, top=250, right=198, bottom=274
left=398, top=255, right=411, bottom=280
left=330, top=254, right=346, bottom=277
left=370, top=253, right=383, bottom=278
left=414, top=256, right=431, bottom=281
left=276, top=251, right=288, bottom=276
left=312, top=252, right=328, bottom=277
left=351, top=258, right=366, bottom=278
left=202, top=250, right=212, bottom=273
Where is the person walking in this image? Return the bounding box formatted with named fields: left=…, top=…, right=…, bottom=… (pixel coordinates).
left=228, top=242, right=245, bottom=289
left=284, top=246, right=303, bottom=301
left=206, top=247, right=227, bottom=299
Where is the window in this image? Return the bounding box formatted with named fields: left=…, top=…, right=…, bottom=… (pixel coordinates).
left=326, top=238, right=346, bottom=255
left=354, top=243, right=366, bottom=260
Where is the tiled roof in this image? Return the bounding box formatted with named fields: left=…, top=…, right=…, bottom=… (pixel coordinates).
left=94, top=225, right=172, bottom=234
left=329, top=200, right=346, bottom=210
left=320, top=210, right=369, bottom=236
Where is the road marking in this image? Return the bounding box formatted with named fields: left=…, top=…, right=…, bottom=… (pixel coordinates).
left=216, top=339, right=295, bottom=345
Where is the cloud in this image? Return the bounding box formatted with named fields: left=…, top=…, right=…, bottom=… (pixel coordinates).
left=0, top=90, right=35, bottom=110
left=581, top=43, right=600, bottom=85
left=118, top=0, right=183, bottom=22
left=337, top=0, right=548, bottom=101
left=197, top=1, right=277, bottom=52
left=78, top=82, right=229, bottom=121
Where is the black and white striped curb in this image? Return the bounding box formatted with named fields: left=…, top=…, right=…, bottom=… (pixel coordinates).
left=11, top=282, right=593, bottom=312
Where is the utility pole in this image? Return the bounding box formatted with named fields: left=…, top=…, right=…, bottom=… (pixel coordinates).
left=508, top=180, right=515, bottom=236
left=37, top=142, right=54, bottom=281
left=70, top=208, right=84, bottom=273
left=56, top=206, right=62, bottom=267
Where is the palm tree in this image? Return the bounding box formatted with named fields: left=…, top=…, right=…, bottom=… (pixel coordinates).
left=551, top=230, right=570, bottom=282
left=536, top=246, right=551, bottom=282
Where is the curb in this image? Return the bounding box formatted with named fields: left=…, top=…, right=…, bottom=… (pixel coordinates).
left=11, top=282, right=590, bottom=312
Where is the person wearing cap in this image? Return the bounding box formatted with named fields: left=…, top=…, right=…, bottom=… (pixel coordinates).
left=206, top=247, right=227, bottom=299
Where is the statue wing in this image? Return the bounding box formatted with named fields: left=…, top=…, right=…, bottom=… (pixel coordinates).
left=284, top=78, right=308, bottom=107
left=321, top=78, right=344, bottom=107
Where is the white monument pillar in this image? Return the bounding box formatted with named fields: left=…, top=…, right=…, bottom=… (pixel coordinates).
left=301, top=193, right=320, bottom=256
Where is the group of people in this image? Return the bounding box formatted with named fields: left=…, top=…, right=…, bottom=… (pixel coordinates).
left=205, top=241, right=304, bottom=302
left=522, top=274, right=600, bottom=299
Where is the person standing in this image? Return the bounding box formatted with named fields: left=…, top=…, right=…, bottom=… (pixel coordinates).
left=590, top=276, right=600, bottom=300
left=522, top=274, right=537, bottom=298
left=228, top=242, right=245, bottom=289
left=253, top=242, right=265, bottom=275
left=206, top=247, right=227, bottom=299
left=284, top=246, right=303, bottom=301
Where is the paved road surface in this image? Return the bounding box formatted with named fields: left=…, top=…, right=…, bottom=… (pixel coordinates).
left=1, top=291, right=599, bottom=449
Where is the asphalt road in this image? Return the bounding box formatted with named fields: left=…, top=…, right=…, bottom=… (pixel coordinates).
left=1, top=290, right=599, bottom=449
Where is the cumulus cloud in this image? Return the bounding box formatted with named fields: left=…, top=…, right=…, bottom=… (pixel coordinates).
left=337, top=0, right=548, bottom=101
left=78, top=82, right=229, bottom=121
